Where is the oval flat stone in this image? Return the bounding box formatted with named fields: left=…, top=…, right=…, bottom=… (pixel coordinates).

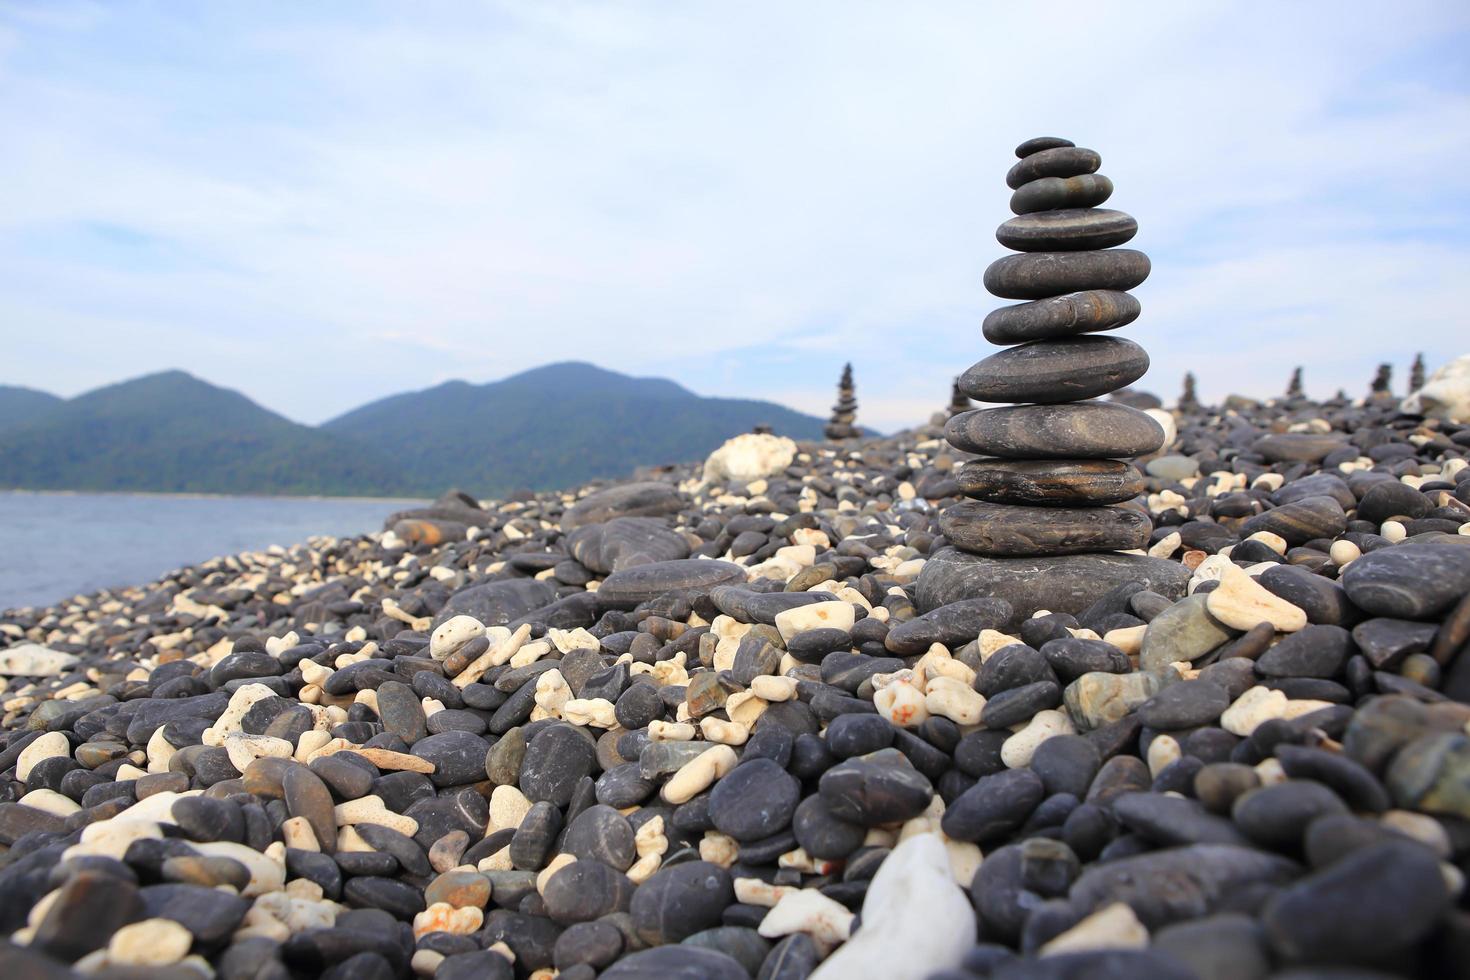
left=1011, top=173, right=1114, bottom=215
left=997, top=208, right=1137, bottom=252
left=1251, top=433, right=1349, bottom=464
left=958, top=459, right=1144, bottom=506
left=597, top=559, right=747, bottom=609
left=1016, top=136, right=1075, bottom=158
left=985, top=250, right=1150, bottom=300
left=1342, top=543, right=1470, bottom=620
left=960, top=337, right=1149, bottom=404
left=916, top=548, right=1189, bottom=630
left=946, top=403, right=1165, bottom=459
left=940, top=500, right=1151, bottom=558
left=1006, top=146, right=1101, bottom=189
left=1239, top=495, right=1347, bottom=547
left=983, top=290, right=1140, bottom=345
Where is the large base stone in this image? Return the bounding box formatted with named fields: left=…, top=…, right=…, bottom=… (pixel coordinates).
left=916, top=548, right=1190, bottom=629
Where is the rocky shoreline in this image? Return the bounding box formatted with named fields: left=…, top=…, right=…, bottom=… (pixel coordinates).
left=2, top=382, right=1470, bottom=979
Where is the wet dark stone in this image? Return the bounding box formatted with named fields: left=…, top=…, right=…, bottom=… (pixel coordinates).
left=520, top=724, right=598, bottom=806
left=283, top=764, right=337, bottom=852
left=1069, top=844, right=1299, bottom=929
left=562, top=482, right=685, bottom=529
left=31, top=871, right=143, bottom=961
left=1352, top=617, right=1438, bottom=670
left=1258, top=564, right=1356, bottom=626
left=1342, top=543, right=1470, bottom=620
left=984, top=249, right=1150, bottom=300
left=510, top=801, right=563, bottom=871
left=1029, top=735, right=1101, bottom=799
left=343, top=876, right=425, bottom=920
left=947, top=402, right=1163, bottom=459
left=980, top=680, right=1062, bottom=728
left=1255, top=625, right=1352, bottom=678
left=1262, top=840, right=1449, bottom=963
left=941, top=768, right=1045, bottom=843
left=563, top=804, right=636, bottom=870
left=817, top=755, right=934, bottom=827
left=1231, top=780, right=1348, bottom=850
left=1240, top=496, right=1347, bottom=547
left=709, top=759, right=801, bottom=842
left=437, top=950, right=515, bottom=980
left=1138, top=681, right=1231, bottom=730
left=996, top=208, right=1138, bottom=252
left=600, top=945, right=749, bottom=980
left=1274, top=744, right=1390, bottom=812
left=172, top=795, right=244, bottom=844
left=991, top=950, right=1196, bottom=979
left=630, top=861, right=734, bottom=945
left=983, top=288, right=1139, bottom=346
left=597, top=560, right=747, bottom=609
left=1009, top=171, right=1114, bottom=214
left=542, top=860, right=634, bottom=924
left=434, top=579, right=557, bottom=629
left=1005, top=146, right=1100, bottom=188
left=884, top=598, right=1013, bottom=655
left=1041, top=637, right=1132, bottom=683
left=1252, top=434, right=1349, bottom=464
left=957, top=458, right=1145, bottom=508
left=567, top=517, right=691, bottom=574
left=412, top=730, right=491, bottom=788
left=791, top=793, right=866, bottom=860
left=1111, top=792, right=1248, bottom=846
left=941, top=500, right=1151, bottom=558
left=962, top=336, right=1149, bottom=405
left=375, top=682, right=427, bottom=745
left=917, top=549, right=1189, bottom=630
left=708, top=587, right=838, bottom=625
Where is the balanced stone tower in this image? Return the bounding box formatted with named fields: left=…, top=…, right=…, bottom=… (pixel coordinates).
left=825, top=363, right=860, bottom=440
left=917, top=136, right=1189, bottom=624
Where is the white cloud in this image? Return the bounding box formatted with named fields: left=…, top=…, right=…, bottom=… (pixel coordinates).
left=1, top=0, right=1468, bottom=432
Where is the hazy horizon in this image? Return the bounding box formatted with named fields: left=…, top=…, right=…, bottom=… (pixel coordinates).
left=3, top=1, right=1468, bottom=431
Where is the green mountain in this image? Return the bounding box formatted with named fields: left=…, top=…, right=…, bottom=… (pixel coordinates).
left=0, top=385, right=63, bottom=433
left=0, top=371, right=393, bottom=496
left=0, top=363, right=836, bottom=497
left=323, top=361, right=831, bottom=496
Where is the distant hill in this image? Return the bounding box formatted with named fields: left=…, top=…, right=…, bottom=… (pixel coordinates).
left=323, top=361, right=830, bottom=495
left=0, top=385, right=63, bottom=433
left=0, top=371, right=395, bottom=496
left=0, top=363, right=837, bottom=497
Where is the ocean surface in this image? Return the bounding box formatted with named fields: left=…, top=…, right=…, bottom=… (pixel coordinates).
left=1, top=492, right=426, bottom=612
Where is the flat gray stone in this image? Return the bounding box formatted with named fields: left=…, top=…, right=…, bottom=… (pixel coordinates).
left=940, top=500, right=1152, bottom=558
left=985, top=250, right=1150, bottom=300
left=960, top=336, right=1149, bottom=404
left=946, top=402, right=1165, bottom=459
left=916, top=548, right=1190, bottom=630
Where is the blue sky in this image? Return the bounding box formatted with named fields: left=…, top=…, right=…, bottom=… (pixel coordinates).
left=2, top=1, right=1469, bottom=432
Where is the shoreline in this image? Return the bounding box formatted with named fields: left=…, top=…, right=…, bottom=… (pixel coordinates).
left=0, top=488, right=431, bottom=505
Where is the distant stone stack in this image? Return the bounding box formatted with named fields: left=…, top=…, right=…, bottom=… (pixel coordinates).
left=1371, top=363, right=1393, bottom=397
left=947, top=377, right=972, bottom=418
left=1410, top=353, right=1426, bottom=393
left=1286, top=366, right=1305, bottom=401
left=824, top=363, right=860, bottom=440
left=918, top=136, right=1189, bottom=623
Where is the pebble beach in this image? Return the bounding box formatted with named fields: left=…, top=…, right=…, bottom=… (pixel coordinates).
left=1, top=379, right=1468, bottom=980
left=3, top=135, right=1470, bottom=980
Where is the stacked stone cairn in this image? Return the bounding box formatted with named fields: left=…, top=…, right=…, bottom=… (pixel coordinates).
left=1410, top=351, right=1427, bottom=392
left=823, top=362, right=860, bottom=440
left=1178, top=371, right=1201, bottom=413
left=1371, top=363, right=1393, bottom=396
left=1286, top=366, right=1305, bottom=401
left=920, top=136, right=1189, bottom=621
